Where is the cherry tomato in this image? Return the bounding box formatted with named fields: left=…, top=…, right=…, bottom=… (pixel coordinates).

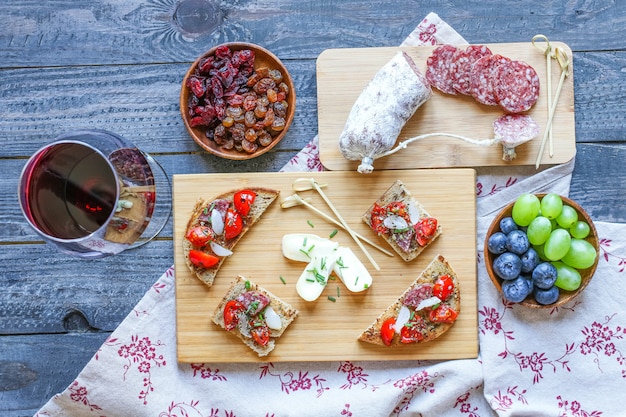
left=380, top=317, right=396, bottom=346
left=432, top=274, right=455, bottom=301
left=386, top=201, right=408, bottom=217
left=400, top=317, right=427, bottom=344
left=370, top=203, right=388, bottom=235
left=233, top=190, right=257, bottom=216
left=224, top=208, right=243, bottom=240
left=250, top=322, right=270, bottom=346
left=188, top=250, right=220, bottom=269
left=223, top=300, right=244, bottom=331
left=414, top=217, right=438, bottom=246
left=186, top=225, right=213, bottom=247
left=429, top=304, right=458, bottom=324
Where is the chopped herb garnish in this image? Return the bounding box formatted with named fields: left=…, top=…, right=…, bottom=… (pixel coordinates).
left=307, top=220, right=315, bottom=228
left=336, top=257, right=348, bottom=269
left=280, top=276, right=286, bottom=285
left=329, top=229, right=338, bottom=238
left=320, top=256, right=327, bottom=271
left=354, top=276, right=360, bottom=286
left=307, top=244, right=315, bottom=253
left=336, top=286, right=341, bottom=298
left=364, top=283, right=369, bottom=289
left=244, top=280, right=251, bottom=290
left=299, top=248, right=312, bottom=259
left=327, top=296, right=337, bottom=302
left=306, top=278, right=315, bottom=283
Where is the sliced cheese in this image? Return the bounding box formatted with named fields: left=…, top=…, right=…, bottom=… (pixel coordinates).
left=282, top=233, right=339, bottom=263
left=333, top=246, right=373, bottom=292
left=296, top=251, right=337, bottom=302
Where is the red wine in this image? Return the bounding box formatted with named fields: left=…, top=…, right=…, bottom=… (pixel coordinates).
left=22, top=142, right=118, bottom=239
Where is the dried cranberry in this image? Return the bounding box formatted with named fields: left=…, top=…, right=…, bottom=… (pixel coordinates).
left=187, top=76, right=206, bottom=98
left=198, top=56, right=215, bottom=73
left=211, top=77, right=224, bottom=98
left=214, top=45, right=232, bottom=60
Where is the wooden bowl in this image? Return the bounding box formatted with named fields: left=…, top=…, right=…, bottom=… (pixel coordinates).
left=484, top=194, right=599, bottom=308
left=180, top=42, right=296, bottom=160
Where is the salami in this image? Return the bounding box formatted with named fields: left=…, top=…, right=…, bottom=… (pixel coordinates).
left=469, top=54, right=511, bottom=105
left=338, top=51, right=432, bottom=173
left=425, top=44, right=459, bottom=95
left=494, top=60, right=541, bottom=113
left=450, top=45, right=493, bottom=95
left=493, top=114, right=540, bottom=161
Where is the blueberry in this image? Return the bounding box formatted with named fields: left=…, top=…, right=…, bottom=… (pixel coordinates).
left=502, top=276, right=533, bottom=303
left=532, top=262, right=558, bottom=289
left=521, top=248, right=539, bottom=273
left=533, top=286, right=560, bottom=305
left=493, top=252, right=522, bottom=280
left=506, top=229, right=530, bottom=255
left=488, top=232, right=508, bottom=254
left=500, top=217, right=519, bottom=234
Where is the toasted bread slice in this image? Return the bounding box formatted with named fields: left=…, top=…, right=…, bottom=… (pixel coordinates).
left=212, top=275, right=298, bottom=357
left=362, top=180, right=442, bottom=262
left=358, top=254, right=460, bottom=346
left=183, top=187, right=280, bottom=288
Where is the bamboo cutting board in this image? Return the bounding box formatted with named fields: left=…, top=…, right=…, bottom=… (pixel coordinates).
left=174, top=169, right=478, bottom=363
left=316, top=42, right=575, bottom=171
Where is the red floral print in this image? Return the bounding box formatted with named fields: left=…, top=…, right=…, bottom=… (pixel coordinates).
left=117, top=335, right=166, bottom=405
left=454, top=384, right=485, bottom=416
left=392, top=370, right=440, bottom=414
left=557, top=395, right=603, bottom=417
left=68, top=381, right=103, bottom=412
left=190, top=363, right=227, bottom=381
left=259, top=362, right=328, bottom=397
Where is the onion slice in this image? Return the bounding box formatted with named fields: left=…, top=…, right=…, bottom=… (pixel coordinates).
left=416, top=296, right=442, bottom=311
left=393, top=305, right=411, bottom=334
left=407, top=203, right=420, bottom=225
left=383, top=215, right=409, bottom=230
left=211, top=208, right=224, bottom=235
left=210, top=241, right=232, bottom=257
left=264, top=306, right=282, bottom=330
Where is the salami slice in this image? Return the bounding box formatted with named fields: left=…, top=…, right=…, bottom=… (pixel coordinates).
left=450, top=45, right=493, bottom=95
left=494, top=60, right=541, bottom=113
left=425, top=45, right=460, bottom=95
left=469, top=54, right=511, bottom=105
left=493, top=114, right=540, bottom=161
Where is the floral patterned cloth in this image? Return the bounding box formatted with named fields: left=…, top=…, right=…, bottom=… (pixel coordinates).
left=36, top=13, right=626, bottom=417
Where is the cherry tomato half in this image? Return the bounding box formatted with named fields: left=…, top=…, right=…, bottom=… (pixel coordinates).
left=370, top=203, right=388, bottom=235
left=224, top=208, right=243, bottom=240
left=234, top=190, right=257, bottom=216
left=188, top=250, right=220, bottom=269
left=224, top=300, right=244, bottom=331
left=186, top=225, right=213, bottom=247
left=429, top=304, right=458, bottom=324
left=432, top=274, right=455, bottom=301
left=250, top=322, right=270, bottom=346
left=400, top=317, right=427, bottom=344
left=414, top=217, right=438, bottom=246
left=380, top=317, right=396, bottom=346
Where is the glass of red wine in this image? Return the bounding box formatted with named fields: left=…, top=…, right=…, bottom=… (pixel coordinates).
left=18, top=130, right=171, bottom=258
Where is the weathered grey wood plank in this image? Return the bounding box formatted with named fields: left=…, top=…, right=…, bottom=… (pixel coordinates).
left=0, top=60, right=318, bottom=157
left=1, top=0, right=625, bottom=69
left=0, top=333, right=109, bottom=417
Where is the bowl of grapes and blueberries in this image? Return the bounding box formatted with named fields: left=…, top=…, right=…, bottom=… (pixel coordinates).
left=180, top=42, right=296, bottom=160
left=484, top=193, right=599, bottom=308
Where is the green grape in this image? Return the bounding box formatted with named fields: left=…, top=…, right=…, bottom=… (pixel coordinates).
left=534, top=243, right=549, bottom=261
left=561, top=238, right=597, bottom=269
left=511, top=194, right=541, bottom=227
left=543, top=228, right=571, bottom=261
left=540, top=193, right=563, bottom=219
left=570, top=221, right=591, bottom=239
left=552, top=261, right=582, bottom=291
left=527, top=216, right=552, bottom=245
left=556, top=205, right=578, bottom=228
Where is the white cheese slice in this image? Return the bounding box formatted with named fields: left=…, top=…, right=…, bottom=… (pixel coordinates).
left=296, top=251, right=337, bottom=302
left=332, top=246, right=373, bottom=292
left=282, top=233, right=339, bottom=263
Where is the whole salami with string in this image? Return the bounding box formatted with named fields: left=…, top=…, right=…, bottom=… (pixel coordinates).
left=338, top=51, right=433, bottom=174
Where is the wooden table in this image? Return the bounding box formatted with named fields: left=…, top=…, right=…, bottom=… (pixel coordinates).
left=1, top=1, right=625, bottom=415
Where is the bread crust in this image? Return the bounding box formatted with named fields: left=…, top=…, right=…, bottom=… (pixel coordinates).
left=183, top=187, right=279, bottom=287
left=358, top=254, right=460, bottom=346
left=362, top=180, right=442, bottom=262
left=212, top=275, right=298, bottom=357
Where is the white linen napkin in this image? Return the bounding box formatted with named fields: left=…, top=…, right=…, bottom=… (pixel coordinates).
left=36, top=13, right=626, bottom=417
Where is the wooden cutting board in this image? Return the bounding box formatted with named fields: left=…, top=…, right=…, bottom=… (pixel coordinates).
left=173, top=169, right=478, bottom=363
left=316, top=42, right=575, bottom=171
